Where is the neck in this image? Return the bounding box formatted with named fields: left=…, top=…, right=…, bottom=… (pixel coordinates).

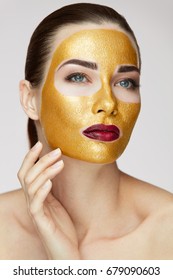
left=51, top=155, right=121, bottom=241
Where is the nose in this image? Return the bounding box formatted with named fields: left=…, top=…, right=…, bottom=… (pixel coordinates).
left=92, top=85, right=118, bottom=116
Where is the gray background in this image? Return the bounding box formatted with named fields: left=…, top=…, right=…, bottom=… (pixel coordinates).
left=0, top=0, right=173, bottom=193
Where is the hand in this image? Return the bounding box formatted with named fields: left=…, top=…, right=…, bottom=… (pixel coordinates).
left=18, top=141, right=80, bottom=259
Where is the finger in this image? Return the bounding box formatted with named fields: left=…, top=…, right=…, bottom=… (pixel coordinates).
left=17, top=141, right=43, bottom=185
left=29, top=179, right=52, bottom=222
left=25, top=148, right=62, bottom=187
left=27, top=159, right=64, bottom=202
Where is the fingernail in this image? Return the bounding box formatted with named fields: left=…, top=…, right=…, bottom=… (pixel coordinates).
left=31, top=141, right=41, bottom=151
left=51, top=160, right=64, bottom=169
left=49, top=148, right=61, bottom=157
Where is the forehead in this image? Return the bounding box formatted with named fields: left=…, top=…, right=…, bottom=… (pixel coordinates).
left=51, top=29, right=138, bottom=71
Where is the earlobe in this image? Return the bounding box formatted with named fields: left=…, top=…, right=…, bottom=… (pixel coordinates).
left=19, top=80, right=39, bottom=120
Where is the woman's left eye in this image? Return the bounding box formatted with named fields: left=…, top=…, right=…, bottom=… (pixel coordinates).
left=65, top=73, right=89, bottom=83
left=116, top=79, right=138, bottom=89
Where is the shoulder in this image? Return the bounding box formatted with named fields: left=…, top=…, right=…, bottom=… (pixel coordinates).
left=121, top=172, right=173, bottom=215
left=0, top=188, right=34, bottom=231
left=122, top=172, right=173, bottom=258
left=0, top=188, right=26, bottom=220
left=148, top=204, right=173, bottom=259
left=0, top=189, right=47, bottom=259
left=0, top=188, right=30, bottom=234
left=0, top=189, right=36, bottom=259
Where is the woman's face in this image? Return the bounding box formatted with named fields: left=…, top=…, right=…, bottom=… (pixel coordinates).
left=40, top=26, right=140, bottom=163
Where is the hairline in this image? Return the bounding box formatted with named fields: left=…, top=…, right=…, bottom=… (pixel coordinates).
left=37, top=22, right=140, bottom=88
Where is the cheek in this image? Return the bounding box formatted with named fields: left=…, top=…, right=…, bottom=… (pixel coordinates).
left=119, top=102, right=141, bottom=131
left=41, top=86, right=89, bottom=130
left=113, top=88, right=141, bottom=103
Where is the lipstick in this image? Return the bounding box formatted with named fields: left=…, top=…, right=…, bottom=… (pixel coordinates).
left=82, top=124, right=120, bottom=142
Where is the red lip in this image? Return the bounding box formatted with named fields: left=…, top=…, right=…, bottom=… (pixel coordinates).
left=82, top=124, right=120, bottom=142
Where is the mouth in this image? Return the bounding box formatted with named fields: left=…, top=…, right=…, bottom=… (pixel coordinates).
left=82, top=124, right=120, bottom=142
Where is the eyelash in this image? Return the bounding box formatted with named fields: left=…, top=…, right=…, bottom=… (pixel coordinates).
left=115, top=78, right=140, bottom=90
left=64, top=73, right=140, bottom=90
left=65, top=72, right=90, bottom=83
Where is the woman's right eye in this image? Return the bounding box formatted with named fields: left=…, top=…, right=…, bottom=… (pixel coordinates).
left=65, top=73, right=90, bottom=83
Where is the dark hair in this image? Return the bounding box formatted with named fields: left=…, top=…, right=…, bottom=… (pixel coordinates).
left=25, top=3, right=141, bottom=148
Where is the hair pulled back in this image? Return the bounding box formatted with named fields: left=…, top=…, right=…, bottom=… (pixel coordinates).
left=25, top=3, right=141, bottom=148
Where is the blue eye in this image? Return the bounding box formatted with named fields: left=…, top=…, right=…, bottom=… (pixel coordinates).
left=119, top=80, right=131, bottom=88
left=116, top=79, right=139, bottom=89
left=66, top=73, right=88, bottom=83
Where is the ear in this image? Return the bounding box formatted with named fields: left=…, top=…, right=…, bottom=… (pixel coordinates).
left=19, top=80, right=39, bottom=120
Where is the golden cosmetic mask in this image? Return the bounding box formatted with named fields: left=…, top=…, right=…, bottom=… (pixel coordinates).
left=41, top=29, right=141, bottom=163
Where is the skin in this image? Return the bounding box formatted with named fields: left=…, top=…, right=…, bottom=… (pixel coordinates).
left=41, top=29, right=140, bottom=163
left=0, top=23, right=173, bottom=260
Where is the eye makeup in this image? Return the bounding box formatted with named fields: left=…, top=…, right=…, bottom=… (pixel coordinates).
left=41, top=29, right=140, bottom=163
left=65, top=72, right=91, bottom=84
left=115, top=78, right=140, bottom=90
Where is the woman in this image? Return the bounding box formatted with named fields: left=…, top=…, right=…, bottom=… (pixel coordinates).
left=0, top=3, right=173, bottom=260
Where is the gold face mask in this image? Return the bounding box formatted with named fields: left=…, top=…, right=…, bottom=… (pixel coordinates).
left=41, top=29, right=140, bottom=163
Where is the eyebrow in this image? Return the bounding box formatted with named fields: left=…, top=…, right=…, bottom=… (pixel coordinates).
left=117, top=65, right=140, bottom=74
left=58, top=59, right=98, bottom=70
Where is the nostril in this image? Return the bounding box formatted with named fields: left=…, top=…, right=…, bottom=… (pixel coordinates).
left=111, top=110, right=118, bottom=116
left=96, top=109, right=117, bottom=115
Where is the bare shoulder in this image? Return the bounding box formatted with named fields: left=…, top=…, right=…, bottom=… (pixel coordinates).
left=0, top=189, right=29, bottom=247
left=122, top=172, right=173, bottom=259
left=150, top=198, right=173, bottom=257
left=0, top=189, right=46, bottom=259
left=0, top=188, right=36, bottom=235
left=0, top=188, right=28, bottom=221
left=0, top=189, right=24, bottom=258
left=121, top=172, right=173, bottom=213
left=0, top=188, right=26, bottom=222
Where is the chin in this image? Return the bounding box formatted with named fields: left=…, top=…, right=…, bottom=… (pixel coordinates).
left=63, top=151, right=122, bottom=165
left=58, top=139, right=128, bottom=164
